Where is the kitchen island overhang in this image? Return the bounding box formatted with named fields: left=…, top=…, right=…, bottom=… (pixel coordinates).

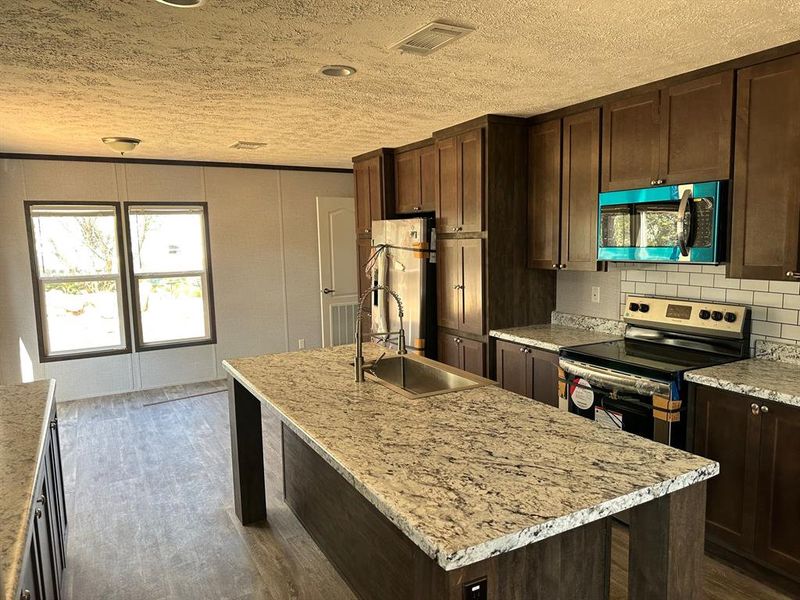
left=222, top=344, right=718, bottom=599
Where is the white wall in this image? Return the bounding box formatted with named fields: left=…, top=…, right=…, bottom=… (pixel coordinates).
left=0, top=159, right=352, bottom=400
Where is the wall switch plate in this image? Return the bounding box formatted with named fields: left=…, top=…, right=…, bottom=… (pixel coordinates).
left=591, top=286, right=601, bottom=304
left=298, top=339, right=305, bottom=349
left=463, top=578, right=487, bottom=600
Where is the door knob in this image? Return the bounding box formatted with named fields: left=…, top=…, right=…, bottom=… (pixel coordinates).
left=322, top=288, right=335, bottom=294
left=750, top=402, right=760, bottom=415
left=760, top=405, right=769, bottom=414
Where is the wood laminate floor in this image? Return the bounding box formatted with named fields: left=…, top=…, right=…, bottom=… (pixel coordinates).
left=58, top=383, right=792, bottom=600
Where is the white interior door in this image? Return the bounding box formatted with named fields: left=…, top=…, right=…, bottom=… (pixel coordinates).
left=316, top=196, right=358, bottom=346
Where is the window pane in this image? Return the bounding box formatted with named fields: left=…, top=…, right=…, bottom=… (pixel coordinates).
left=129, top=211, right=205, bottom=273
left=138, top=276, right=207, bottom=344
left=43, top=280, right=122, bottom=353
left=32, top=210, right=119, bottom=276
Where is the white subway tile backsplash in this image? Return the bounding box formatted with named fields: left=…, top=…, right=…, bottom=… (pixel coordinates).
left=752, top=320, right=782, bottom=337
left=767, top=308, right=799, bottom=325
left=753, top=291, right=783, bottom=308
left=677, top=285, right=702, bottom=299
left=713, top=275, right=740, bottom=289
left=781, top=324, right=800, bottom=341
left=750, top=306, right=767, bottom=320
left=701, top=287, right=727, bottom=302
left=701, top=264, right=727, bottom=274
left=655, top=283, right=678, bottom=297
left=656, top=264, right=679, bottom=271
left=784, top=294, right=800, bottom=310
left=740, top=279, right=770, bottom=291
left=634, top=282, right=656, bottom=295
left=666, top=272, right=691, bottom=285
left=726, top=289, right=754, bottom=305
left=627, top=270, right=647, bottom=282
left=620, top=281, right=637, bottom=293
left=769, top=280, right=800, bottom=295
left=645, top=271, right=668, bottom=283
left=677, top=264, right=704, bottom=273
left=689, top=273, right=715, bottom=287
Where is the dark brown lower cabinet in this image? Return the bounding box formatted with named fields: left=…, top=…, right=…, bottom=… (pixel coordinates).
left=437, top=333, right=485, bottom=377
left=693, top=385, right=800, bottom=584
left=17, top=408, right=67, bottom=600
left=495, top=340, right=559, bottom=407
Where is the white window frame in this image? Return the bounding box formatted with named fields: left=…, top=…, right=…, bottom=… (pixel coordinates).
left=124, top=203, right=216, bottom=350
left=25, top=202, right=131, bottom=361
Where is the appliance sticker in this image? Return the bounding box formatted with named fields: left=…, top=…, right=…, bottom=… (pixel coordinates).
left=570, top=378, right=595, bottom=410
left=595, top=407, right=623, bottom=430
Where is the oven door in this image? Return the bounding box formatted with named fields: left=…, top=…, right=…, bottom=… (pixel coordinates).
left=597, top=181, right=723, bottom=264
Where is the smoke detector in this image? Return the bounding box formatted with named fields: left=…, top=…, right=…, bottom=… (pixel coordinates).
left=230, top=141, right=268, bottom=150
left=155, top=0, right=206, bottom=7
left=320, top=65, right=357, bottom=77
left=101, top=137, right=141, bottom=155
left=391, top=21, right=475, bottom=56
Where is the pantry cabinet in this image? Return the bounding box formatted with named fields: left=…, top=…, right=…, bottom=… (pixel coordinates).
left=437, top=237, right=483, bottom=336
left=353, top=149, right=394, bottom=237
left=527, top=119, right=562, bottom=270
left=435, top=129, right=484, bottom=234
left=601, top=72, right=733, bottom=191
left=394, top=143, right=436, bottom=214
left=495, top=339, right=559, bottom=407
left=693, top=385, right=800, bottom=583
left=728, top=54, right=800, bottom=281
left=438, top=333, right=486, bottom=377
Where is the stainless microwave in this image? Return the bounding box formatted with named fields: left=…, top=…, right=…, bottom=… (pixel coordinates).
left=597, top=181, right=725, bottom=264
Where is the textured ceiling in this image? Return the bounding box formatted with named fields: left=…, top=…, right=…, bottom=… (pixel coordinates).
left=0, top=1, right=799, bottom=168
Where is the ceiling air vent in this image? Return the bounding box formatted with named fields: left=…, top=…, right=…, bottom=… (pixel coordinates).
left=391, top=21, right=475, bottom=56
left=230, top=141, right=268, bottom=150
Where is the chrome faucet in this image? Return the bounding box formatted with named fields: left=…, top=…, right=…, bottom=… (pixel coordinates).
left=354, top=285, right=406, bottom=382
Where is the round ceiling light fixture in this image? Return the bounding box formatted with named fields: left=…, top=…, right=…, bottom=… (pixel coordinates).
left=101, top=137, right=141, bottom=155
left=320, top=65, right=357, bottom=78
left=155, top=0, right=206, bottom=7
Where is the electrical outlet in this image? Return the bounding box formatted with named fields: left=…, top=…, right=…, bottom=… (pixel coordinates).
left=591, top=286, right=601, bottom=304
left=463, top=579, right=487, bottom=600
left=298, top=339, right=305, bottom=349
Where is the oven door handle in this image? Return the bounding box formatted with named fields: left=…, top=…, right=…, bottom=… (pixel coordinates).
left=559, top=359, right=672, bottom=397
left=677, top=189, right=693, bottom=257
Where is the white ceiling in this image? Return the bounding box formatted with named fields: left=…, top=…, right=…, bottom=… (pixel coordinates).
left=0, top=1, right=798, bottom=168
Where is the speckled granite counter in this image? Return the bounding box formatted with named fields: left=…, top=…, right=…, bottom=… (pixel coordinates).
left=223, top=344, right=717, bottom=571
left=0, top=380, right=56, bottom=600
left=685, top=353, right=800, bottom=407
left=490, top=324, right=622, bottom=352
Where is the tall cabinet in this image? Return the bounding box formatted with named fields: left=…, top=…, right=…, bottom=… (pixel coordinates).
left=434, top=116, right=556, bottom=377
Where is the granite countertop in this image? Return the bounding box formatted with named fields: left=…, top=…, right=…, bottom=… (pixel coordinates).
left=685, top=358, right=800, bottom=407
left=0, top=380, right=56, bottom=600
left=223, top=344, right=717, bottom=571
left=490, top=324, right=622, bottom=352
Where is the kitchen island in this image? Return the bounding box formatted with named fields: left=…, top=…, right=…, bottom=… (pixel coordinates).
left=223, top=344, right=717, bottom=600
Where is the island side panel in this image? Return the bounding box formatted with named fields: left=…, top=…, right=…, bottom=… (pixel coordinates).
left=628, top=482, right=707, bottom=600
left=228, top=377, right=267, bottom=524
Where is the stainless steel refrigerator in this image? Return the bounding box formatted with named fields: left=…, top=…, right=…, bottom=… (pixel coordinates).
left=367, top=217, right=437, bottom=356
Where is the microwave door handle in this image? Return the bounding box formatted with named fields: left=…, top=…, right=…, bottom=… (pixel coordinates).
left=677, top=189, right=693, bottom=257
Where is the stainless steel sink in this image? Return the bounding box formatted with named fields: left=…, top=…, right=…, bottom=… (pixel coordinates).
left=364, top=353, right=495, bottom=399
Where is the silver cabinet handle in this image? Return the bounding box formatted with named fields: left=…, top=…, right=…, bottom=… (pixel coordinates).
left=453, top=284, right=464, bottom=290
left=751, top=402, right=760, bottom=416
left=413, top=206, right=421, bottom=211
left=677, top=188, right=693, bottom=257
left=321, top=288, right=335, bottom=294
left=787, top=271, right=800, bottom=279
left=519, top=346, right=526, bottom=352
left=760, top=405, right=769, bottom=414
left=650, top=179, right=657, bottom=186
left=552, top=264, right=558, bottom=269
left=451, top=226, right=463, bottom=232
left=20, top=590, right=32, bottom=600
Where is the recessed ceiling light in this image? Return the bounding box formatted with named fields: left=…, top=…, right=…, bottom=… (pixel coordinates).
left=101, top=137, right=141, bottom=154
left=155, top=0, right=206, bottom=8
left=320, top=65, right=357, bottom=78
left=230, top=141, right=268, bottom=150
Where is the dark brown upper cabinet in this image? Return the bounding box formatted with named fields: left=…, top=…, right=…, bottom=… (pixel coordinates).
left=527, top=120, right=562, bottom=270
left=602, top=72, right=733, bottom=191
left=729, top=54, right=800, bottom=281
left=353, top=149, right=394, bottom=237
left=437, top=237, right=484, bottom=336
left=435, top=129, right=484, bottom=234
left=394, top=143, right=436, bottom=214
left=561, top=108, right=601, bottom=271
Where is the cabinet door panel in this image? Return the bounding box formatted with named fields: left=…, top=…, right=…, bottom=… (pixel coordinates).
left=602, top=91, right=661, bottom=191
left=460, top=337, right=486, bottom=377
left=18, top=537, right=41, bottom=600
left=459, top=129, right=484, bottom=233
left=755, top=400, right=800, bottom=575
left=661, top=71, right=733, bottom=183
left=693, top=386, right=760, bottom=552
left=729, top=54, right=800, bottom=280
left=394, top=149, right=420, bottom=214
left=528, top=120, right=562, bottom=270
left=367, top=157, right=383, bottom=228
left=33, top=475, right=57, bottom=600
left=354, top=161, right=372, bottom=235
left=436, top=239, right=461, bottom=330
left=531, top=348, right=559, bottom=408
left=460, top=238, right=484, bottom=335
left=419, top=144, right=436, bottom=212
left=561, top=108, right=601, bottom=271
left=435, top=137, right=459, bottom=233
left=495, top=340, right=529, bottom=397
left=437, top=333, right=461, bottom=370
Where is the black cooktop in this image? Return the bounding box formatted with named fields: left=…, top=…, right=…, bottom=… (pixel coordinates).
left=560, top=338, right=740, bottom=380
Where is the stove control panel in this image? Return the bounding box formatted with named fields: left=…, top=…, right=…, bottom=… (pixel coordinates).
left=624, top=295, right=748, bottom=339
